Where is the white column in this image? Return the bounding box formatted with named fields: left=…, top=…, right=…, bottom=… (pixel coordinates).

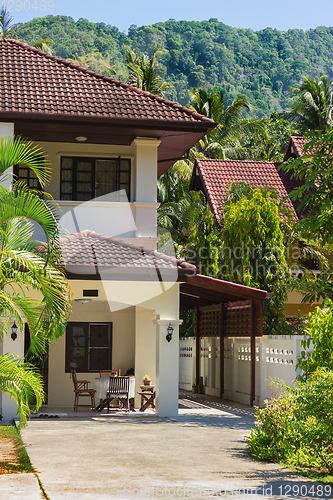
left=132, top=138, right=161, bottom=248
left=1, top=321, right=24, bottom=421
left=0, top=122, right=14, bottom=190
left=259, top=337, right=267, bottom=407
left=154, top=317, right=182, bottom=417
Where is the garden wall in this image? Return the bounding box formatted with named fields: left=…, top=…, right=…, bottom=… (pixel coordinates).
left=179, top=335, right=312, bottom=406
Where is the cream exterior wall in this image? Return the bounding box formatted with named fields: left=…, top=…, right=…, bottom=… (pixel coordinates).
left=284, top=291, right=323, bottom=317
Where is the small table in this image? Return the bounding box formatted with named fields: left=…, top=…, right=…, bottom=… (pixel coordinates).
left=138, top=385, right=156, bottom=412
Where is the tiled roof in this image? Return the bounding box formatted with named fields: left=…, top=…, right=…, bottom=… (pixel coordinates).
left=283, top=136, right=307, bottom=161
left=0, top=39, right=211, bottom=124
left=59, top=230, right=196, bottom=279
left=290, top=136, right=307, bottom=156
left=193, top=159, right=303, bottom=221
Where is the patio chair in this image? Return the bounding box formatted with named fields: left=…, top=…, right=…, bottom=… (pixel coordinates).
left=96, top=376, right=130, bottom=413
left=71, top=370, right=96, bottom=411
left=99, top=369, right=121, bottom=377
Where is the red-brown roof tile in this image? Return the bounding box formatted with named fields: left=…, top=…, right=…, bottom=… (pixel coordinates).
left=283, top=136, right=308, bottom=161
left=289, top=136, right=307, bottom=156
left=59, top=230, right=196, bottom=279
left=0, top=39, right=212, bottom=125
left=192, top=159, right=303, bottom=221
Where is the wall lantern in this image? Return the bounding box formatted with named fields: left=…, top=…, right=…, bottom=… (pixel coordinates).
left=11, top=321, right=18, bottom=341
left=166, top=323, right=174, bottom=343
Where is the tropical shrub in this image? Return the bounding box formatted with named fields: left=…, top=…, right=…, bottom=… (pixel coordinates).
left=297, top=300, right=333, bottom=381
left=247, top=370, right=333, bottom=474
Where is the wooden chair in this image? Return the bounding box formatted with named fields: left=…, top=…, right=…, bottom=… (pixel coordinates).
left=96, top=376, right=130, bottom=413
left=71, top=370, right=96, bottom=411
left=99, top=369, right=121, bottom=377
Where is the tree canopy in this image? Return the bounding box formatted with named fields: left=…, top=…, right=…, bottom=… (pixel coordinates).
left=16, top=16, right=333, bottom=116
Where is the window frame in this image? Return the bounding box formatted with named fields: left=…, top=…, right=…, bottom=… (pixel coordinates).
left=13, top=164, right=43, bottom=191
left=65, top=322, right=113, bottom=373
left=60, top=156, right=131, bottom=202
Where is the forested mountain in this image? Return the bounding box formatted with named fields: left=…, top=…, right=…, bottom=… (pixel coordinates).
left=17, top=15, right=333, bottom=117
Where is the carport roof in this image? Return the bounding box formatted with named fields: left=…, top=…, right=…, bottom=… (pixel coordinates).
left=180, top=275, right=267, bottom=308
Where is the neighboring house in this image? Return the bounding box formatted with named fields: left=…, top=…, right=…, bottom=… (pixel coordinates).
left=283, top=136, right=307, bottom=161
left=188, top=139, right=319, bottom=318
left=0, top=39, right=266, bottom=419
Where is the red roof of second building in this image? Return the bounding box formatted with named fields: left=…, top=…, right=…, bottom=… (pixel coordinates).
left=0, top=39, right=212, bottom=125
left=192, top=159, right=303, bottom=221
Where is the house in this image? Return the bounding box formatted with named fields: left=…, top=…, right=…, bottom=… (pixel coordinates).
left=188, top=143, right=319, bottom=318
left=0, top=39, right=267, bottom=419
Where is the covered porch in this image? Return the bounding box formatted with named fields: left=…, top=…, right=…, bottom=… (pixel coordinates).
left=180, top=275, right=267, bottom=406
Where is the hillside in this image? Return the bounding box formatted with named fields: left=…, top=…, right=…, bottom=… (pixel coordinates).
left=17, top=15, right=333, bottom=117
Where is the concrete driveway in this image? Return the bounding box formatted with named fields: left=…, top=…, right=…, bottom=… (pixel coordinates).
left=19, top=393, right=331, bottom=500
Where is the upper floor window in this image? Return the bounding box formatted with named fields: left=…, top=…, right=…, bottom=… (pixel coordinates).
left=13, top=165, right=43, bottom=191
left=60, top=157, right=131, bottom=202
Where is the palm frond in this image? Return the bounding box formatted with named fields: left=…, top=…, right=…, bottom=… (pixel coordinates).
left=0, top=353, right=45, bottom=427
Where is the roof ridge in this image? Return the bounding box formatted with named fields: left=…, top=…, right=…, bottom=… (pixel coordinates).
left=196, top=159, right=278, bottom=165
left=1, top=39, right=212, bottom=124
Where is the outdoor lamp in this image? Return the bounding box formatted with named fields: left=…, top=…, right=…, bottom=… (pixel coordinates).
left=11, top=321, right=18, bottom=341
left=166, top=323, right=174, bottom=343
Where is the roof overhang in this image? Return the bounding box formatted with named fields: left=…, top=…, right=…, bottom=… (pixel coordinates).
left=0, top=112, right=216, bottom=176
left=180, top=274, right=267, bottom=308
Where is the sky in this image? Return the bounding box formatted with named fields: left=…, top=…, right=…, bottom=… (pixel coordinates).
left=6, top=0, right=333, bottom=33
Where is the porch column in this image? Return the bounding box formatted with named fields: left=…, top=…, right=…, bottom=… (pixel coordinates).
left=0, top=320, right=24, bottom=421
left=195, top=305, right=200, bottom=393
left=0, top=122, right=14, bottom=190
left=154, top=317, right=182, bottom=417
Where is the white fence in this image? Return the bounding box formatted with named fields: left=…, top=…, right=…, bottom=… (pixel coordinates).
left=179, top=335, right=311, bottom=406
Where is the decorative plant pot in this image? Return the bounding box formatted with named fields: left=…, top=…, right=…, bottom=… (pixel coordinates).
left=143, top=379, right=151, bottom=386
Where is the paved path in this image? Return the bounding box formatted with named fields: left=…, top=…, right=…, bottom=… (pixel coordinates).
left=16, top=393, right=332, bottom=500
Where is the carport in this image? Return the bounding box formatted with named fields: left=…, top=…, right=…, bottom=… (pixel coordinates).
left=180, top=275, right=267, bottom=405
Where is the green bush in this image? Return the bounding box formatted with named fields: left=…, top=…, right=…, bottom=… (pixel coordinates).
left=247, top=370, right=333, bottom=474
left=297, top=300, right=333, bottom=381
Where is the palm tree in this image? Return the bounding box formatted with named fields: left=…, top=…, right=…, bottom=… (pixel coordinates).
left=158, top=190, right=222, bottom=276
left=33, top=39, right=54, bottom=54
left=188, top=87, right=261, bottom=159
left=0, top=6, right=17, bottom=39
left=289, top=75, right=333, bottom=133
left=157, top=160, right=193, bottom=204
left=0, top=136, right=72, bottom=426
left=107, top=44, right=173, bottom=98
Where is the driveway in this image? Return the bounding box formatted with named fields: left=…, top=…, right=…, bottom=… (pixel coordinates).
left=19, top=393, right=331, bottom=500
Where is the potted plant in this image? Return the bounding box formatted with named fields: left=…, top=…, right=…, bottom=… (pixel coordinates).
left=143, top=375, right=151, bottom=386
